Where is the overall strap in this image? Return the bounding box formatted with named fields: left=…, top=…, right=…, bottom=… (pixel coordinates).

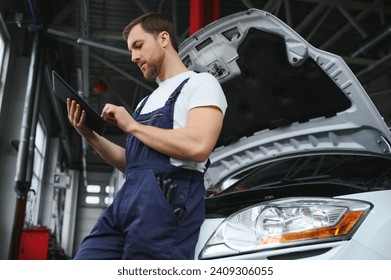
left=134, top=77, right=190, bottom=116
left=167, top=77, right=190, bottom=129
left=134, top=95, right=151, bottom=115
left=168, top=78, right=190, bottom=102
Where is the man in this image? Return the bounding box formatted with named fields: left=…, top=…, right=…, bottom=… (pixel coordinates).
left=67, top=13, right=227, bottom=259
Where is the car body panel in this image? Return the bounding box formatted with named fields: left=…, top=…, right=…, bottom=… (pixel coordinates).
left=179, top=9, right=391, bottom=189
left=178, top=9, right=391, bottom=260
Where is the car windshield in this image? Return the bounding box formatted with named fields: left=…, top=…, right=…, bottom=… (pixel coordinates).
left=221, top=154, right=391, bottom=194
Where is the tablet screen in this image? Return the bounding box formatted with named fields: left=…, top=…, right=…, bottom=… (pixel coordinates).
left=52, top=71, right=107, bottom=135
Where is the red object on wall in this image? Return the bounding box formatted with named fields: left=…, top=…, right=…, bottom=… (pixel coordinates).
left=190, top=0, right=220, bottom=35
left=92, top=80, right=108, bottom=94
left=18, top=228, right=50, bottom=260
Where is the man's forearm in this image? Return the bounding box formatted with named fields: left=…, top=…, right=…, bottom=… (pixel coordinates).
left=86, top=131, right=126, bottom=173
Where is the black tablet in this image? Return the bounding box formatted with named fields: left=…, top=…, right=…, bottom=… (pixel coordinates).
left=52, top=71, right=107, bottom=135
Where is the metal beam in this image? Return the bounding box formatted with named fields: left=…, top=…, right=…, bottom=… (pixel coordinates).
left=50, top=0, right=77, bottom=25
left=297, top=0, right=391, bottom=14
left=320, top=8, right=370, bottom=50
left=172, top=0, right=177, bottom=32
left=90, top=50, right=155, bottom=91
left=342, top=56, right=378, bottom=66
left=178, top=26, right=190, bottom=43
left=80, top=0, right=90, bottom=99
left=157, top=0, right=165, bottom=14
left=105, top=80, right=133, bottom=112
left=80, top=0, right=90, bottom=188
left=10, top=29, right=42, bottom=260
left=284, top=0, right=293, bottom=27
left=47, top=29, right=152, bottom=91
left=263, top=0, right=277, bottom=12
left=134, top=0, right=151, bottom=13
left=337, top=5, right=368, bottom=38
left=350, top=26, right=391, bottom=58
left=271, top=0, right=283, bottom=15
left=48, top=26, right=124, bottom=41
left=295, top=3, right=327, bottom=34
left=14, top=33, right=41, bottom=196
left=77, top=38, right=130, bottom=56
left=241, top=0, right=255, bottom=9
left=356, top=52, right=391, bottom=78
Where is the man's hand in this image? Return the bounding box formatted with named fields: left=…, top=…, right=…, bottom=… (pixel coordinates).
left=66, top=99, right=127, bottom=172
left=67, top=98, right=93, bottom=139
left=101, top=103, right=137, bottom=133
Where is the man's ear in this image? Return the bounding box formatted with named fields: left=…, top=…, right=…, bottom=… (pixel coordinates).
left=159, top=31, right=170, bottom=48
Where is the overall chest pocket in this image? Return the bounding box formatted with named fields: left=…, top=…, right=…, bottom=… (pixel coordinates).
left=138, top=112, right=163, bottom=125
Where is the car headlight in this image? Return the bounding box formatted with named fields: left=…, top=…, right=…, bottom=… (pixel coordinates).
left=199, top=197, right=371, bottom=259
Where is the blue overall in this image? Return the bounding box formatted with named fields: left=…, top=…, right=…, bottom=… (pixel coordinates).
left=74, top=78, right=206, bottom=259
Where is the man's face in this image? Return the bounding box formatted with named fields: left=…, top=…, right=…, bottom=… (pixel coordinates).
left=127, top=24, right=164, bottom=80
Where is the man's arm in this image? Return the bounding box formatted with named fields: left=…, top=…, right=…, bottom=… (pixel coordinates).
left=102, top=104, right=224, bottom=163
left=84, top=131, right=126, bottom=173
left=67, top=99, right=126, bottom=173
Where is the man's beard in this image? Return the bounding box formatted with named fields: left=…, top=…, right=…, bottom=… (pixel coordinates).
left=143, top=48, right=164, bottom=80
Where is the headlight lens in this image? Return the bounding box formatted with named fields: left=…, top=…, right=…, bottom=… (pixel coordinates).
left=199, top=197, right=371, bottom=259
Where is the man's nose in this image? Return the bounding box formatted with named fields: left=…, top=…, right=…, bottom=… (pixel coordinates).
left=131, top=51, right=139, bottom=63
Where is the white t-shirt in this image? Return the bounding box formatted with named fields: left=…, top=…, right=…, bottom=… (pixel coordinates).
left=137, top=71, right=227, bottom=171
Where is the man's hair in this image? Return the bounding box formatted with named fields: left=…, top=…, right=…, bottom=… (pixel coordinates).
left=123, top=13, right=179, bottom=52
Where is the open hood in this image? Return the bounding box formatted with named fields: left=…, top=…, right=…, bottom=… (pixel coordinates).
left=179, top=9, right=391, bottom=186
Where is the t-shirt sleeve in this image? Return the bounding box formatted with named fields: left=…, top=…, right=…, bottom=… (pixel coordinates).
left=186, top=72, right=228, bottom=115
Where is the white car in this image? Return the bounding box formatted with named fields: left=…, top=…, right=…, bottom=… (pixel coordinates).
left=179, top=9, right=391, bottom=260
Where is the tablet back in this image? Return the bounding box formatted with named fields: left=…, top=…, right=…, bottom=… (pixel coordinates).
left=52, top=71, right=107, bottom=135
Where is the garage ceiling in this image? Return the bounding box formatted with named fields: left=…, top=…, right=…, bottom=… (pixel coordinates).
left=5, top=0, right=391, bottom=178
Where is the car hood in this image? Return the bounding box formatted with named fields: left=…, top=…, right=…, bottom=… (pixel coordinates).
left=179, top=9, right=391, bottom=187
